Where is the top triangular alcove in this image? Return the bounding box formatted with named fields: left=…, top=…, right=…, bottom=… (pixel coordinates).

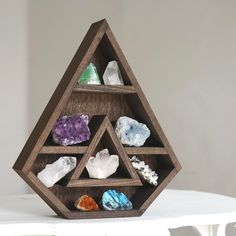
left=13, top=19, right=181, bottom=219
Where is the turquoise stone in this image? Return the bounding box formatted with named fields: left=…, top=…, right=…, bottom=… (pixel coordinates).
left=101, top=189, right=132, bottom=211
left=78, top=63, right=101, bottom=85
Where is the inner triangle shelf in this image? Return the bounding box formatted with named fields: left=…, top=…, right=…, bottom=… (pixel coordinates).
left=13, top=19, right=181, bottom=219
left=67, top=115, right=142, bottom=187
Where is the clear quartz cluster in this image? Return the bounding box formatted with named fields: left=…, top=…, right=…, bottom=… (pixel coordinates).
left=130, top=156, right=158, bottom=186
left=115, top=116, right=150, bottom=147
left=37, top=156, right=77, bottom=188
left=86, top=149, right=119, bottom=179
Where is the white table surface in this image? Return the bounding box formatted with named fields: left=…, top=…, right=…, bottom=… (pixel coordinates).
left=1, top=189, right=236, bottom=236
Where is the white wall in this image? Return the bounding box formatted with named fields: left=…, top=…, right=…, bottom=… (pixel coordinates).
left=1, top=0, right=236, bottom=235
left=0, top=0, right=28, bottom=194
left=28, top=0, right=236, bottom=197
left=121, top=0, right=236, bottom=197
left=28, top=0, right=124, bottom=129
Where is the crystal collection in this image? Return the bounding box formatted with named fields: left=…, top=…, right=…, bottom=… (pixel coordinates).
left=38, top=61, right=158, bottom=212
left=78, top=60, right=123, bottom=85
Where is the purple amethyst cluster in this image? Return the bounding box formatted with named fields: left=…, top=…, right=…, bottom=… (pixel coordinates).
left=51, top=114, right=91, bottom=146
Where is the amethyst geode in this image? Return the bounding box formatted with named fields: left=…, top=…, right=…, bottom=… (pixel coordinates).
left=51, top=114, right=91, bottom=146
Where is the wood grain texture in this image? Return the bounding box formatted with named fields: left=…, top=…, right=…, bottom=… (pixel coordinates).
left=125, top=147, right=168, bottom=155
left=68, top=178, right=142, bottom=187
left=73, top=85, right=136, bottom=94
left=13, top=19, right=181, bottom=219
left=40, top=146, right=87, bottom=154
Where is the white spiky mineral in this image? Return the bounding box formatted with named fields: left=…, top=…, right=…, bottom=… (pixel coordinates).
left=130, top=156, right=158, bottom=186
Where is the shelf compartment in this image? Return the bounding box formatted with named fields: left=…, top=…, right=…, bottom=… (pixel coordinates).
left=73, top=85, right=136, bottom=94
left=67, top=115, right=142, bottom=187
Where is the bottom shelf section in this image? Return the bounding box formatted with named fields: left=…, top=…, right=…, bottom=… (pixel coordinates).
left=28, top=149, right=178, bottom=219
left=26, top=162, right=177, bottom=219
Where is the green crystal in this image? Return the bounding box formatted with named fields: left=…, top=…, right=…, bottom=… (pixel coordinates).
left=78, top=63, right=101, bottom=85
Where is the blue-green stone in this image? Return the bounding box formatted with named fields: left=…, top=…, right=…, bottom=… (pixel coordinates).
left=78, top=63, right=101, bottom=85
left=101, top=189, right=132, bottom=211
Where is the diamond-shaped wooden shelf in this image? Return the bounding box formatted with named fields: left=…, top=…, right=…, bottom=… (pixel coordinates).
left=13, top=19, right=181, bottom=219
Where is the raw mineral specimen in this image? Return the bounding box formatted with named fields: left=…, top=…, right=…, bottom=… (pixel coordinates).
left=78, top=62, right=101, bottom=84
left=37, top=156, right=77, bottom=188
left=51, top=114, right=91, bottom=146
left=101, top=189, right=132, bottom=211
left=130, top=156, right=158, bottom=186
left=115, top=116, right=150, bottom=147
left=86, top=149, right=119, bottom=179
left=103, top=61, right=124, bottom=85
left=74, top=195, right=100, bottom=211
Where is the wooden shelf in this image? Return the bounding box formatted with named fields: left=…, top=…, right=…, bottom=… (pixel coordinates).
left=67, top=178, right=143, bottom=187
left=13, top=19, right=181, bottom=220
left=73, top=84, right=136, bottom=94
left=40, top=146, right=167, bottom=155
left=125, top=147, right=168, bottom=155
left=68, top=209, right=142, bottom=219
left=40, top=146, right=87, bottom=154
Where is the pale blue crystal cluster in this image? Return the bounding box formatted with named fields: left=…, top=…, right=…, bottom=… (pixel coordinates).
left=115, top=116, right=150, bottom=147
left=101, top=189, right=132, bottom=210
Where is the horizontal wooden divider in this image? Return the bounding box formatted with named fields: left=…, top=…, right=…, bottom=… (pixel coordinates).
left=73, top=84, right=136, bottom=94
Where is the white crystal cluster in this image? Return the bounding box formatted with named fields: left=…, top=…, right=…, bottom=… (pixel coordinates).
left=37, top=156, right=77, bottom=188
left=86, top=149, right=119, bottom=179
left=115, top=116, right=150, bottom=147
left=130, top=156, right=158, bottom=186
left=103, top=61, right=124, bottom=85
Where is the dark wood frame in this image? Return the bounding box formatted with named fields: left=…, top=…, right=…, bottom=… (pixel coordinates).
left=13, top=19, right=181, bottom=219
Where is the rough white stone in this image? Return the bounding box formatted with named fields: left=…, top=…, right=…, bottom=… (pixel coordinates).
left=130, top=156, right=158, bottom=186
left=86, top=149, right=119, bottom=179
left=37, top=156, right=77, bottom=188
left=103, top=61, right=124, bottom=85
left=115, top=116, right=150, bottom=147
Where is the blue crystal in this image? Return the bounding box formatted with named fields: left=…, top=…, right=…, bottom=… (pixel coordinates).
left=101, top=189, right=133, bottom=211
left=115, top=117, right=150, bottom=147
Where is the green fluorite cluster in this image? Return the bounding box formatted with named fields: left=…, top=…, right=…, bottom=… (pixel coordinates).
left=78, top=63, right=101, bottom=85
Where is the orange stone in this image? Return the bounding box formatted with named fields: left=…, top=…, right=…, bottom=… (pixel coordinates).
left=74, top=195, right=100, bottom=211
